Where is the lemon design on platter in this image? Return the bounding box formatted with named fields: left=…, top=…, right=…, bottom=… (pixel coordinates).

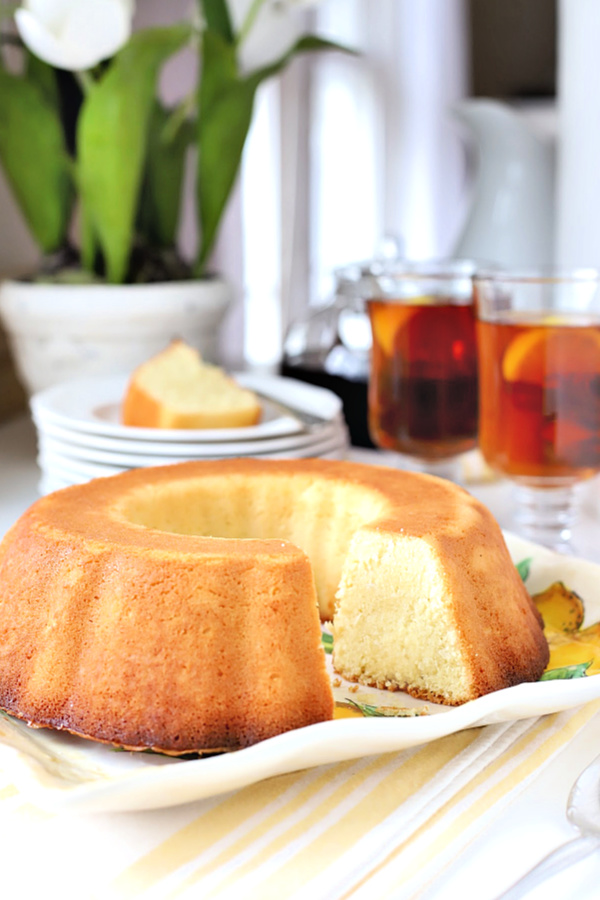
left=532, top=581, right=600, bottom=678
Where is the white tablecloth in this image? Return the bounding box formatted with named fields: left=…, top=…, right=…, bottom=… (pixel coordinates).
left=1, top=415, right=600, bottom=900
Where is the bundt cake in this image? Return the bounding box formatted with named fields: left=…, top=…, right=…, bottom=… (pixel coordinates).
left=0, top=459, right=548, bottom=754
left=121, top=340, right=262, bottom=429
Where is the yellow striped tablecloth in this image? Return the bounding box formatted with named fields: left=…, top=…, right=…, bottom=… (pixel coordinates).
left=1, top=700, right=598, bottom=900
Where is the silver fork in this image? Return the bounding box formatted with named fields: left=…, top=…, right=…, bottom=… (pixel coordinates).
left=497, top=752, right=600, bottom=898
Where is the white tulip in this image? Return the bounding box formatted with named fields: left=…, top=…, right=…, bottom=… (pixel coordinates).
left=15, top=0, right=135, bottom=71
left=229, top=0, right=319, bottom=72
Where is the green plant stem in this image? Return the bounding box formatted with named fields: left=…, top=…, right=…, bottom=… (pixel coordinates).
left=75, top=69, right=95, bottom=96
left=237, top=0, right=267, bottom=46
left=162, top=90, right=196, bottom=144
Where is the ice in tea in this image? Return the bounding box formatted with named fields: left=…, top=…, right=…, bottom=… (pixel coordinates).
left=368, top=299, right=478, bottom=460
left=477, top=313, right=600, bottom=482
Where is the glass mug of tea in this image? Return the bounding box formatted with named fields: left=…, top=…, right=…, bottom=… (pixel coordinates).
left=475, top=268, right=600, bottom=552
left=340, top=259, right=479, bottom=480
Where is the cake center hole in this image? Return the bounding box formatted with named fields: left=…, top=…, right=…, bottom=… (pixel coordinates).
left=118, top=473, right=389, bottom=615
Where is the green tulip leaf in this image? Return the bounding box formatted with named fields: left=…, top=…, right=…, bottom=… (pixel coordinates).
left=0, top=67, right=72, bottom=253
left=25, top=52, right=61, bottom=110
left=77, top=24, right=191, bottom=283
left=138, top=102, right=195, bottom=248
left=195, top=30, right=254, bottom=273
left=252, top=34, right=358, bottom=83
left=195, top=32, right=354, bottom=273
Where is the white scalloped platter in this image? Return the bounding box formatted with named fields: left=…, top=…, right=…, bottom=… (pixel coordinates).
left=0, top=532, right=599, bottom=814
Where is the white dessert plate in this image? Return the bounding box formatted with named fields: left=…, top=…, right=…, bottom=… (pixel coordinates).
left=39, top=445, right=349, bottom=493
left=35, top=417, right=344, bottom=462
left=37, top=452, right=124, bottom=482
left=0, top=533, right=599, bottom=814
left=35, top=434, right=350, bottom=493
left=31, top=374, right=342, bottom=443
left=37, top=429, right=349, bottom=478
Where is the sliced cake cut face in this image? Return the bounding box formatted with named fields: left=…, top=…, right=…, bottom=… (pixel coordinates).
left=121, top=340, right=261, bottom=429
left=332, top=530, right=474, bottom=704
left=332, top=515, right=549, bottom=706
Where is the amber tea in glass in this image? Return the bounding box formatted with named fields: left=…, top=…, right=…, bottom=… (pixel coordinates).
left=475, top=268, right=600, bottom=552
left=368, top=299, right=478, bottom=460
left=477, top=314, right=600, bottom=483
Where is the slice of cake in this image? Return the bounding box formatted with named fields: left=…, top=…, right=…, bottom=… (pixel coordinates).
left=332, top=518, right=548, bottom=706
left=121, top=340, right=262, bottom=429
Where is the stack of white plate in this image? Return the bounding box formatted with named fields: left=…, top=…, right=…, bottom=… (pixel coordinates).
left=31, top=373, right=349, bottom=495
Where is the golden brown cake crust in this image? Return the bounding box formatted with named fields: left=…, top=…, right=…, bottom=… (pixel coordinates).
left=0, top=461, right=341, bottom=754
left=360, top=507, right=549, bottom=705
left=0, top=459, right=548, bottom=752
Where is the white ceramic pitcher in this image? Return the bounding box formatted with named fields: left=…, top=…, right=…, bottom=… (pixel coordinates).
left=452, top=98, right=555, bottom=267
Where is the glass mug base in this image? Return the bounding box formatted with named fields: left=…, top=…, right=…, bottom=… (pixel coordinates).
left=511, top=483, right=584, bottom=554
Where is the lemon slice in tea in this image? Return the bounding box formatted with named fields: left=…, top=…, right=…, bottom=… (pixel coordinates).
left=502, top=322, right=600, bottom=384
left=369, top=301, right=425, bottom=357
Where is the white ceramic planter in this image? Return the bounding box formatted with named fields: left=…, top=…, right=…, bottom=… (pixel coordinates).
left=0, top=278, right=233, bottom=395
